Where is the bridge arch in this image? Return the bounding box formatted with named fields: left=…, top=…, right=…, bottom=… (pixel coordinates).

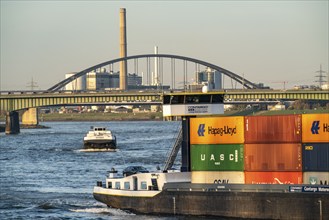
left=48, top=54, right=261, bottom=92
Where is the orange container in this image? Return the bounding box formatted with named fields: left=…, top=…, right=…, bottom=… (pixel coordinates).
left=244, top=143, right=302, bottom=171
left=302, top=114, right=329, bottom=143
left=244, top=115, right=302, bottom=143
left=190, top=116, right=244, bottom=144
left=245, top=172, right=303, bottom=184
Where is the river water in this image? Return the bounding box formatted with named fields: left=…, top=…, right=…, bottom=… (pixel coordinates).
left=1, top=121, right=198, bottom=220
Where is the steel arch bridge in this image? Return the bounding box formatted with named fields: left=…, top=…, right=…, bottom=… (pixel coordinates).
left=48, top=54, right=262, bottom=92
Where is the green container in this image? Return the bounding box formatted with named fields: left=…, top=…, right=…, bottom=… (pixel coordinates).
left=191, top=144, right=244, bottom=171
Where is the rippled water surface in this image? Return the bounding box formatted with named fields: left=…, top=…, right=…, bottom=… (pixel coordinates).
left=1, top=121, right=196, bottom=220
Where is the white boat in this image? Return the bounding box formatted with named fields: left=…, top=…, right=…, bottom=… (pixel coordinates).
left=83, top=127, right=117, bottom=149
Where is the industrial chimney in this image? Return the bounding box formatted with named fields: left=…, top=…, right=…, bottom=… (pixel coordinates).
left=119, top=8, right=127, bottom=90
left=154, top=46, right=159, bottom=86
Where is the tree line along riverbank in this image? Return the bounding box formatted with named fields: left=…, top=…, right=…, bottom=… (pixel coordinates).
left=38, top=112, right=163, bottom=121
left=1, top=109, right=328, bottom=124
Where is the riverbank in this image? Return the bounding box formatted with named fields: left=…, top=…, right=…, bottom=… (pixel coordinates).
left=1, top=109, right=327, bottom=125
left=0, top=112, right=162, bottom=132
left=39, top=112, right=163, bottom=122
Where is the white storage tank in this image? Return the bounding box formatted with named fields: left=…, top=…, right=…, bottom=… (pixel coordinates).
left=65, top=72, right=86, bottom=91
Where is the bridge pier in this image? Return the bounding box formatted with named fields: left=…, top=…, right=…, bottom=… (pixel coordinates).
left=22, top=108, right=39, bottom=126
left=5, top=111, right=20, bottom=134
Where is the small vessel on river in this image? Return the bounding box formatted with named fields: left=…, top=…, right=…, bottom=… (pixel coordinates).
left=83, top=126, right=117, bottom=149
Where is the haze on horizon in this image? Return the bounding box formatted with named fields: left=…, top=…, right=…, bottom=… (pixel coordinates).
left=0, top=1, right=328, bottom=90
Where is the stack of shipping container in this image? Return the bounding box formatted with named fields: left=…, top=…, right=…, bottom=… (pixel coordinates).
left=301, top=114, right=329, bottom=185
left=189, top=114, right=328, bottom=185
left=190, top=117, right=245, bottom=184
left=244, top=115, right=303, bottom=184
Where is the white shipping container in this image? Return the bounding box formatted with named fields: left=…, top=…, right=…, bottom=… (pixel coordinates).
left=303, top=172, right=329, bottom=185
left=191, top=171, right=245, bottom=184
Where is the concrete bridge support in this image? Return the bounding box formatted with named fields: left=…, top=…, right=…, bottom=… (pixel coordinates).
left=5, top=111, right=20, bottom=134
left=22, top=108, right=39, bottom=126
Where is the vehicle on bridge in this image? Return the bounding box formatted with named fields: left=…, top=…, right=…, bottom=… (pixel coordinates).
left=83, top=126, right=117, bottom=150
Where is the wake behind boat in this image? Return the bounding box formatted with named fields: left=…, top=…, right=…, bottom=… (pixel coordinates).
left=83, top=127, right=117, bottom=150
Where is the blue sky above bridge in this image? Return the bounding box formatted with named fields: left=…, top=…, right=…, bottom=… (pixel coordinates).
left=0, top=1, right=328, bottom=90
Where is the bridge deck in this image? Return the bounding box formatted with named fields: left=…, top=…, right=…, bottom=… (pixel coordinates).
left=1, top=90, right=328, bottom=112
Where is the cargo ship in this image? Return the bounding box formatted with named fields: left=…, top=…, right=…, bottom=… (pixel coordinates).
left=93, top=92, right=329, bottom=219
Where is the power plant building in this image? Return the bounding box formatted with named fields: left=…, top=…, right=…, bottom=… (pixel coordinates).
left=85, top=70, right=142, bottom=90
left=64, top=70, right=170, bottom=91
left=65, top=72, right=86, bottom=91
left=196, top=68, right=222, bottom=90
left=128, top=73, right=142, bottom=86
left=86, top=69, right=111, bottom=90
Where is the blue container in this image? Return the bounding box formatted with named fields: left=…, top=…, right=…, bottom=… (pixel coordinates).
left=303, top=143, right=329, bottom=171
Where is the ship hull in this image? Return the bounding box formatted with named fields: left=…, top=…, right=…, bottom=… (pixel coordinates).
left=83, top=140, right=116, bottom=149
left=93, top=186, right=329, bottom=219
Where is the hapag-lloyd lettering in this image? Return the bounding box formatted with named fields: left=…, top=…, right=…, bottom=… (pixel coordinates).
left=208, top=126, right=237, bottom=136
left=323, top=123, right=329, bottom=132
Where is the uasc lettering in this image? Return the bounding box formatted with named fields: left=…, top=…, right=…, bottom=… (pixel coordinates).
left=200, top=151, right=239, bottom=163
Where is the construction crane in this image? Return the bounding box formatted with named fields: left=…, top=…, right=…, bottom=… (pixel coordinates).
left=271, top=81, right=288, bottom=90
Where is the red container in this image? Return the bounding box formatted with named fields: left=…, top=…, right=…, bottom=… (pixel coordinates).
left=244, top=143, right=302, bottom=171
left=245, top=171, right=303, bottom=184
left=244, top=115, right=302, bottom=143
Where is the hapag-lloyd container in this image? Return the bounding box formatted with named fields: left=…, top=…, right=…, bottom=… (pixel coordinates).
left=245, top=172, right=303, bottom=184
left=303, top=172, right=329, bottom=185
left=244, top=115, right=302, bottom=143
left=190, top=144, right=244, bottom=171
left=302, top=143, right=329, bottom=171
left=190, top=117, right=244, bottom=144
left=191, top=171, right=245, bottom=184
left=302, top=114, right=329, bottom=143
left=244, top=143, right=302, bottom=171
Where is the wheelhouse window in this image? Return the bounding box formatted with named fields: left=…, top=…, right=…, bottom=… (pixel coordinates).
left=163, top=95, right=171, bottom=105
left=170, top=95, right=185, bottom=104
left=140, top=181, right=147, bottom=190
left=108, top=181, right=113, bottom=189
left=212, top=94, right=224, bottom=103
left=124, top=182, right=130, bottom=190
left=115, top=182, right=121, bottom=189
left=163, top=93, right=224, bottom=105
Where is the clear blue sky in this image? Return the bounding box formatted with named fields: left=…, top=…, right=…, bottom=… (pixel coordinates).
left=1, top=0, right=328, bottom=90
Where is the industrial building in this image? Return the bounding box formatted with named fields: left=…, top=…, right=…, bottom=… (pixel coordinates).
left=64, top=72, right=86, bottom=91
left=65, top=70, right=150, bottom=91
left=196, top=67, right=222, bottom=90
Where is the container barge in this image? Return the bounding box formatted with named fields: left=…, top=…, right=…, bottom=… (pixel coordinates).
left=93, top=171, right=329, bottom=219
left=93, top=92, right=329, bottom=219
